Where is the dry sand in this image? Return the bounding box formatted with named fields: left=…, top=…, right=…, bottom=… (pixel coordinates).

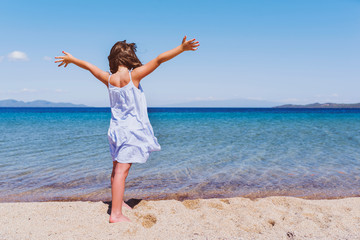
left=1, top=196, right=359, bottom=240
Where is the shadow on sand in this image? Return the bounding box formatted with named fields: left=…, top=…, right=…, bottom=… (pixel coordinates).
left=103, top=198, right=143, bottom=215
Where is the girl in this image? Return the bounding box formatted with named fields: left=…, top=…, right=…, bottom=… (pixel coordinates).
left=55, top=36, right=200, bottom=223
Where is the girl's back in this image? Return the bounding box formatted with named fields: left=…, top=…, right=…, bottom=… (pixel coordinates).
left=108, top=68, right=140, bottom=90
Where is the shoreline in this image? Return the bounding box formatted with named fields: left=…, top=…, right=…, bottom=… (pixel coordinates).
left=1, top=195, right=359, bottom=239
left=2, top=189, right=359, bottom=203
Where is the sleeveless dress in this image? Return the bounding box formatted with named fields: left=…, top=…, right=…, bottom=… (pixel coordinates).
left=107, top=68, right=161, bottom=164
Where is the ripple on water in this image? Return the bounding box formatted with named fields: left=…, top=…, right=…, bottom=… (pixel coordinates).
left=1, top=108, right=360, bottom=202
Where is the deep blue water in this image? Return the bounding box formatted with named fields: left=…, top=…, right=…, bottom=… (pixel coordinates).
left=0, top=107, right=360, bottom=202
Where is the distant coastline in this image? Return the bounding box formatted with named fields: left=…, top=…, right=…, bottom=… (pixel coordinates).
left=0, top=99, right=88, bottom=107
left=1, top=99, right=360, bottom=108
left=274, top=102, right=360, bottom=108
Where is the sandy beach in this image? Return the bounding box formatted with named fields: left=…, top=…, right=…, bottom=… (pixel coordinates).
left=1, top=196, right=359, bottom=240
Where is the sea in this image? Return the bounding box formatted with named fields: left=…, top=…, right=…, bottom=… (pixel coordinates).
left=0, top=107, right=359, bottom=202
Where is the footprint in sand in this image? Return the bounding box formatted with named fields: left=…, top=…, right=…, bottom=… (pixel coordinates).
left=182, top=199, right=200, bottom=210
left=208, top=202, right=224, bottom=210
left=138, top=214, right=157, bottom=228
left=287, top=231, right=295, bottom=239
left=268, top=219, right=276, bottom=226
left=220, top=199, right=230, bottom=204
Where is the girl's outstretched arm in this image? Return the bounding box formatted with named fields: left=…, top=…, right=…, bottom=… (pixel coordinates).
left=55, top=51, right=109, bottom=87
left=132, top=36, right=199, bottom=82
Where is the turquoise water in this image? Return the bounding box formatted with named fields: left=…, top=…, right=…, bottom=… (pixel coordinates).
left=0, top=108, right=359, bottom=202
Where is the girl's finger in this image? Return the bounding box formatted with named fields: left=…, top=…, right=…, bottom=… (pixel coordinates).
left=54, top=60, right=63, bottom=63
left=182, top=36, right=187, bottom=44
left=54, top=56, right=63, bottom=59
left=65, top=63, right=68, bottom=67
left=58, top=62, right=64, bottom=67
left=62, top=51, right=69, bottom=55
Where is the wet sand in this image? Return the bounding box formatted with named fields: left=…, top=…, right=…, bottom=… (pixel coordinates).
left=1, top=196, right=359, bottom=240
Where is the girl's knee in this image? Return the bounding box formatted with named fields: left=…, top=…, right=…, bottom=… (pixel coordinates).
left=114, top=170, right=129, bottom=179
left=114, top=162, right=132, bottom=176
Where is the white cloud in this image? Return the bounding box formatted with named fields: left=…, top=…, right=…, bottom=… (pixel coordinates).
left=8, top=51, right=29, bottom=61
left=43, top=56, right=52, bottom=61
left=20, top=88, right=37, bottom=93
left=0, top=56, right=4, bottom=62
left=7, top=88, right=37, bottom=94
left=7, top=88, right=68, bottom=94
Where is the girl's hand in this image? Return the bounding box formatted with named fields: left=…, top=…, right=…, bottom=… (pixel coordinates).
left=181, top=36, right=200, bottom=51
left=54, top=51, right=74, bottom=67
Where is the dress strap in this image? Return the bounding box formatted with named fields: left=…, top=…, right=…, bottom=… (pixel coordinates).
left=107, top=71, right=112, bottom=88
left=129, top=68, right=133, bottom=81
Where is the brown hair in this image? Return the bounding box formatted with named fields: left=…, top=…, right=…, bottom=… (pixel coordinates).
left=108, top=40, right=143, bottom=74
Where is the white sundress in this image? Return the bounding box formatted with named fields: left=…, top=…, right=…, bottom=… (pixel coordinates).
left=107, top=68, right=161, bottom=163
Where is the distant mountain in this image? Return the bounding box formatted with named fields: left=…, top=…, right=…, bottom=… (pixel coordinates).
left=274, top=102, right=360, bottom=108
left=0, top=99, right=88, bottom=107
left=160, top=98, right=281, bottom=108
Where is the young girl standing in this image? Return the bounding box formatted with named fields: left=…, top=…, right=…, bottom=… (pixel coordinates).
left=55, top=36, right=199, bottom=223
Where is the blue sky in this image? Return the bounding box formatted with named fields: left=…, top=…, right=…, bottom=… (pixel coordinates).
left=0, top=0, right=359, bottom=107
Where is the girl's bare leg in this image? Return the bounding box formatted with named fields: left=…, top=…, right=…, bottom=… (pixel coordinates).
left=109, top=161, right=132, bottom=223
left=111, top=161, right=132, bottom=210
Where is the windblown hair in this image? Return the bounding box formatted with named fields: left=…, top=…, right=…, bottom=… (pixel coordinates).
left=108, top=40, right=143, bottom=74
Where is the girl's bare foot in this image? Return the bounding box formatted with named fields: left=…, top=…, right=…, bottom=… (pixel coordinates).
left=122, top=201, right=132, bottom=210
left=109, top=214, right=131, bottom=223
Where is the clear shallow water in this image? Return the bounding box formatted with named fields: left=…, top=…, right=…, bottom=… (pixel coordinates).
left=0, top=107, right=359, bottom=202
